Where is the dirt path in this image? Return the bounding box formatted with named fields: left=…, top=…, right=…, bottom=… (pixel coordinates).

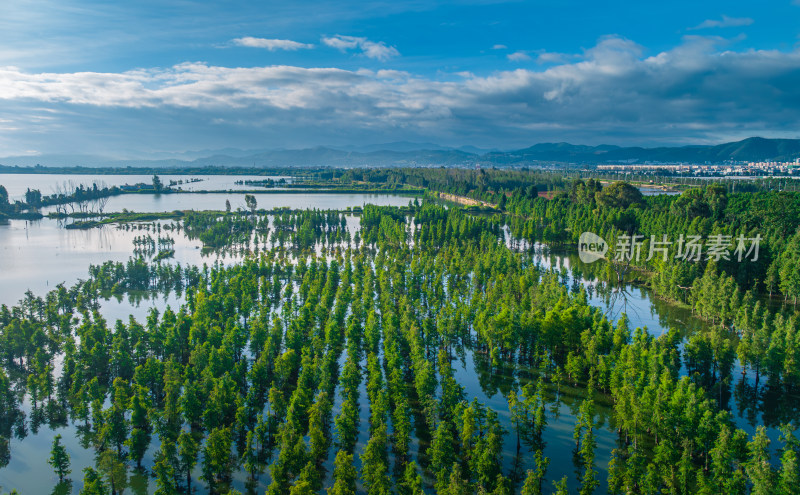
left=438, top=192, right=497, bottom=208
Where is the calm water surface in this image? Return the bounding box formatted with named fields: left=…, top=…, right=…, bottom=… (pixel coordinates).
left=1, top=190, right=413, bottom=305
left=0, top=174, right=293, bottom=201
left=55, top=192, right=415, bottom=213
left=0, top=219, right=207, bottom=307
left=0, top=198, right=792, bottom=494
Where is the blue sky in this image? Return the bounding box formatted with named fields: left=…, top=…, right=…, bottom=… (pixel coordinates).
left=1, top=0, right=799, bottom=157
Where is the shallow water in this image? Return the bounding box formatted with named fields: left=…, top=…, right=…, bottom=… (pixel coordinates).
left=0, top=189, right=414, bottom=307
left=638, top=187, right=680, bottom=196
left=0, top=208, right=794, bottom=494
left=0, top=219, right=207, bottom=307
left=0, top=174, right=292, bottom=202
left=38, top=191, right=415, bottom=214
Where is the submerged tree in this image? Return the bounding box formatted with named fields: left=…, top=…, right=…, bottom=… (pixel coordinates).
left=79, top=467, right=109, bottom=495
left=152, top=175, right=164, bottom=192
left=245, top=195, right=258, bottom=215
left=48, top=434, right=71, bottom=482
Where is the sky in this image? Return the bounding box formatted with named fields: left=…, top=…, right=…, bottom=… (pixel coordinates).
left=1, top=0, right=800, bottom=157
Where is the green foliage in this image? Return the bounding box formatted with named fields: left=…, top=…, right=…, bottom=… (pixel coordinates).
left=24, top=188, right=42, bottom=207
left=152, top=174, right=164, bottom=192
left=48, top=434, right=71, bottom=482
left=329, top=450, right=357, bottom=495
left=0, top=197, right=797, bottom=495
left=79, top=467, right=109, bottom=495
left=245, top=194, right=257, bottom=213
left=202, top=427, right=234, bottom=489
left=746, top=426, right=776, bottom=495
left=595, top=181, right=644, bottom=209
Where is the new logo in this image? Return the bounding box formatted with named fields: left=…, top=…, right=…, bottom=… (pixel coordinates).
left=578, top=232, right=608, bottom=264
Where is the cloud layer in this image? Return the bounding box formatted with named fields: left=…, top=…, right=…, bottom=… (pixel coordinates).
left=1, top=35, right=800, bottom=152
left=232, top=37, right=314, bottom=50
left=507, top=51, right=531, bottom=62
left=322, top=35, right=400, bottom=61
left=689, top=15, right=754, bottom=30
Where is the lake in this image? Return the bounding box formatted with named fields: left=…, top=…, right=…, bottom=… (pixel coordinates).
left=0, top=244, right=778, bottom=494
left=41, top=192, right=415, bottom=214
left=0, top=187, right=415, bottom=307
left=0, top=219, right=205, bottom=307
left=0, top=176, right=791, bottom=494
left=2, top=240, right=787, bottom=494
left=0, top=174, right=293, bottom=202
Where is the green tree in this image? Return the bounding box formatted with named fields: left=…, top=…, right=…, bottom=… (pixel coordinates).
left=746, top=426, right=775, bottom=495
left=520, top=450, right=549, bottom=495
left=553, top=476, right=569, bottom=495
left=245, top=195, right=257, bottom=215
left=595, top=181, right=644, bottom=209
left=79, top=467, right=109, bottom=495
left=398, top=461, right=423, bottom=495
left=498, top=193, right=507, bottom=211
left=778, top=232, right=800, bottom=305
left=776, top=426, right=800, bottom=495
left=152, top=175, right=164, bottom=192
left=178, top=430, right=200, bottom=492
left=153, top=446, right=177, bottom=495
left=102, top=378, right=129, bottom=455
left=359, top=423, right=390, bottom=494
left=202, top=427, right=234, bottom=491
left=428, top=421, right=456, bottom=491
left=25, top=188, right=42, bottom=207
left=97, top=450, right=128, bottom=495
left=48, top=434, right=71, bottom=482
left=328, top=450, right=356, bottom=495
left=125, top=385, right=152, bottom=467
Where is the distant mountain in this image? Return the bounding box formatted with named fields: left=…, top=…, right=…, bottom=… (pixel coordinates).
left=332, top=141, right=452, bottom=153
left=703, top=137, right=800, bottom=162
left=1, top=137, right=799, bottom=169
left=188, top=146, right=477, bottom=167
left=490, top=137, right=800, bottom=164
left=330, top=141, right=498, bottom=155
left=456, top=145, right=499, bottom=155
left=0, top=154, right=121, bottom=167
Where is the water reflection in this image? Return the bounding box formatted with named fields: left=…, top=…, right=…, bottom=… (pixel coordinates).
left=0, top=213, right=796, bottom=494
left=40, top=192, right=415, bottom=214
left=0, top=174, right=294, bottom=202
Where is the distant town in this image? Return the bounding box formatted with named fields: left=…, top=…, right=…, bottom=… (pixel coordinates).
left=597, top=158, right=800, bottom=177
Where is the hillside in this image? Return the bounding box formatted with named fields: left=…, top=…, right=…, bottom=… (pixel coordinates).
left=2, top=137, right=799, bottom=168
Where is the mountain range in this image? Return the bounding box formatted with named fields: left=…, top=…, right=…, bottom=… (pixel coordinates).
left=1, top=137, right=799, bottom=169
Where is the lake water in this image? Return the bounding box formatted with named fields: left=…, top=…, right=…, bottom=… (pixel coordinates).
left=0, top=219, right=205, bottom=307
left=0, top=174, right=293, bottom=202
left=1, top=172, right=416, bottom=214
left=40, top=192, right=415, bottom=214
left=3, top=239, right=784, bottom=494
left=638, top=186, right=680, bottom=196
left=2, top=244, right=787, bottom=494
left=0, top=176, right=791, bottom=494
left=1, top=187, right=414, bottom=307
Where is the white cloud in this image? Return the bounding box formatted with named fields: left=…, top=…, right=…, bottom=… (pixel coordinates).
left=2, top=35, right=800, bottom=150
left=322, top=35, right=400, bottom=61
left=322, top=36, right=360, bottom=51
left=232, top=37, right=314, bottom=50
left=536, top=51, right=571, bottom=64
left=492, top=44, right=507, bottom=50
left=689, top=15, right=754, bottom=30
left=507, top=51, right=531, bottom=62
